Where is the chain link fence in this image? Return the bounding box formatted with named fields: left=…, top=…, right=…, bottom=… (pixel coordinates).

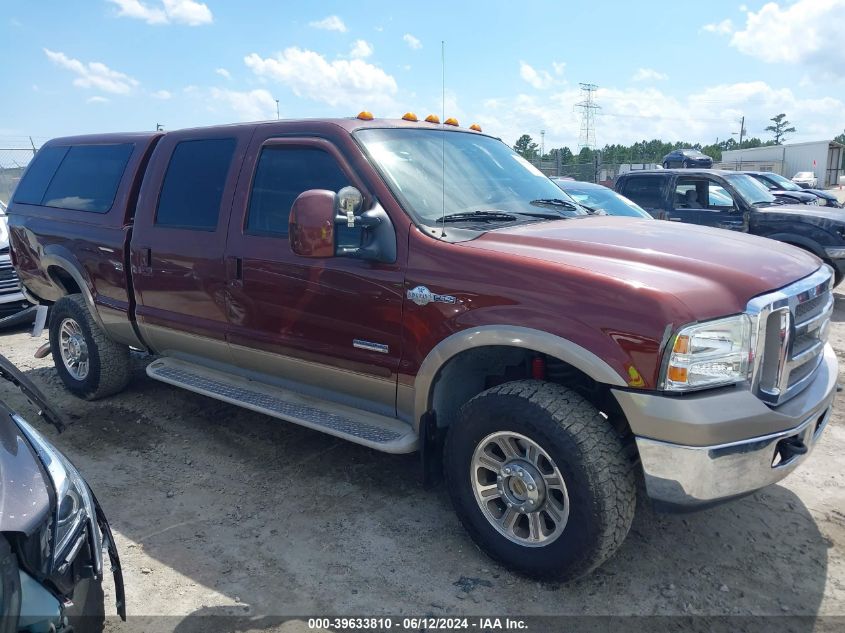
left=0, top=144, right=39, bottom=205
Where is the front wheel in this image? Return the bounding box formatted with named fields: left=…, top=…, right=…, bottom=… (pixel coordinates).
left=662, top=161, right=669, bottom=169
left=49, top=294, right=130, bottom=399
left=444, top=381, right=636, bottom=581
left=682, top=160, right=690, bottom=168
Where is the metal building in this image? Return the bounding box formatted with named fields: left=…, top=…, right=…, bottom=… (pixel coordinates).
left=720, top=139, right=844, bottom=187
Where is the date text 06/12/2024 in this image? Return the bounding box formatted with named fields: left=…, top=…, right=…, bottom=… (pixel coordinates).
left=307, top=617, right=528, bottom=630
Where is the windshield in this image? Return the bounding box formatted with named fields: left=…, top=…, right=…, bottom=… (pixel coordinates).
left=764, top=173, right=802, bottom=191
left=355, top=129, right=587, bottom=225
left=557, top=185, right=651, bottom=218
left=724, top=174, right=776, bottom=206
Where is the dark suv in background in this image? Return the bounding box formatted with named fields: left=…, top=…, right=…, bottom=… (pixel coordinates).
left=661, top=148, right=713, bottom=169
left=747, top=171, right=842, bottom=208
left=615, top=169, right=845, bottom=284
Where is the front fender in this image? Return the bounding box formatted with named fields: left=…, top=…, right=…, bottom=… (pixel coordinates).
left=412, top=325, right=629, bottom=432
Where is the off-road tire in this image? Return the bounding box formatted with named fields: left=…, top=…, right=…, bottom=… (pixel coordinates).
left=49, top=294, right=130, bottom=400
left=444, top=380, right=636, bottom=581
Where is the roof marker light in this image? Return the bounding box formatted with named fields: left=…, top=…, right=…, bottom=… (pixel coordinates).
left=469, top=123, right=482, bottom=132
left=357, top=111, right=374, bottom=120
left=444, top=117, right=459, bottom=126
left=425, top=114, right=440, bottom=124
left=402, top=112, right=418, bottom=122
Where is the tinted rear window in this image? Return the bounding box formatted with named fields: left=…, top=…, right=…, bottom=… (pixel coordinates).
left=155, top=138, right=237, bottom=230
left=41, top=144, right=134, bottom=212
left=13, top=144, right=134, bottom=213
left=619, top=176, right=665, bottom=209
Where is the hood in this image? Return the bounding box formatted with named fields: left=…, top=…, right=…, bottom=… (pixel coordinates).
left=463, top=216, right=821, bottom=320
left=805, top=188, right=839, bottom=201
left=757, top=203, right=845, bottom=223
left=0, top=402, right=52, bottom=534
left=772, top=189, right=816, bottom=201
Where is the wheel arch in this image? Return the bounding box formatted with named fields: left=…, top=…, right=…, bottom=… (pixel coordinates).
left=413, top=326, right=628, bottom=434
left=40, top=248, right=105, bottom=332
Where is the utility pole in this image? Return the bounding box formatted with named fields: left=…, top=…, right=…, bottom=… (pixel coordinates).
left=275, top=99, right=280, bottom=120
left=575, top=83, right=600, bottom=150
left=540, top=130, right=545, bottom=162
left=155, top=123, right=164, bottom=131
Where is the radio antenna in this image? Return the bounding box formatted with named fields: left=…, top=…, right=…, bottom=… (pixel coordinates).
left=440, top=40, right=446, bottom=235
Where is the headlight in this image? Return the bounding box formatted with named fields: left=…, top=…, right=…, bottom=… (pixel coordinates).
left=662, top=315, right=753, bottom=391
left=12, top=415, right=101, bottom=574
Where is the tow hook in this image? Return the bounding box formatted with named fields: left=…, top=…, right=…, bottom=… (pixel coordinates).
left=774, top=436, right=808, bottom=466
left=34, top=342, right=52, bottom=359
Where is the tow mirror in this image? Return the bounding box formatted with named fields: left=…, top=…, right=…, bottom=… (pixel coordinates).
left=289, top=190, right=336, bottom=258
left=289, top=186, right=397, bottom=264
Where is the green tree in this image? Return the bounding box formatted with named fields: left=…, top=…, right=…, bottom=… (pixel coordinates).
left=765, top=113, right=796, bottom=145
left=513, top=134, right=539, bottom=159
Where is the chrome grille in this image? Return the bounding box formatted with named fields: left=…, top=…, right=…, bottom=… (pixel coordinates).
left=0, top=254, right=22, bottom=296
left=747, top=266, right=833, bottom=406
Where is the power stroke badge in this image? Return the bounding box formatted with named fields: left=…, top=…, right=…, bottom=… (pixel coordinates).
left=406, top=285, right=457, bottom=307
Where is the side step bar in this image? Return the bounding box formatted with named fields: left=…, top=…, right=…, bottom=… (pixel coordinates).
left=146, top=357, right=418, bottom=454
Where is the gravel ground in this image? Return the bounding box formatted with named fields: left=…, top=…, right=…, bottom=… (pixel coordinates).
left=1, top=288, right=844, bottom=630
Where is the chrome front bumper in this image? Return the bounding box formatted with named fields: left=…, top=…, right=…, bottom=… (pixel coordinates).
left=636, top=406, right=830, bottom=507
left=617, top=344, right=837, bottom=508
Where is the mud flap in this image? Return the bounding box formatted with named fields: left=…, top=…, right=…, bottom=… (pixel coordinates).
left=420, top=410, right=445, bottom=490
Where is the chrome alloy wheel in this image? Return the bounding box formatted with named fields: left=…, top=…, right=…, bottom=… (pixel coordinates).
left=59, top=318, right=90, bottom=380
left=471, top=431, right=570, bottom=547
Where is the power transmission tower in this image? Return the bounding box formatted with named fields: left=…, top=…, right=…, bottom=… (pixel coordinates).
left=575, top=83, right=600, bottom=150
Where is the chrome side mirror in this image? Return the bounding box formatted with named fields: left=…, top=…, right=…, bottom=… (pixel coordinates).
left=337, top=186, right=364, bottom=227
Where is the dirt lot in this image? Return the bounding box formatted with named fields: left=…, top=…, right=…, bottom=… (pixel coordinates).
left=1, top=290, right=845, bottom=630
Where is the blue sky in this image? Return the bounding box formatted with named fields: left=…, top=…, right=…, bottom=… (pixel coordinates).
left=2, top=0, right=843, bottom=150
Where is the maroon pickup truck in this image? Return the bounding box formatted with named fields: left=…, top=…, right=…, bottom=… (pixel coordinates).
left=6, top=115, right=837, bottom=580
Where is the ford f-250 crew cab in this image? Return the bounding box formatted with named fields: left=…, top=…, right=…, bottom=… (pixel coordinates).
left=6, top=115, right=837, bottom=581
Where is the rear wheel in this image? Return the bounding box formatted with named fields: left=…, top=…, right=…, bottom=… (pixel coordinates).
left=49, top=294, right=130, bottom=399
left=444, top=380, right=636, bottom=581
left=662, top=161, right=669, bottom=169
left=682, top=159, right=690, bottom=168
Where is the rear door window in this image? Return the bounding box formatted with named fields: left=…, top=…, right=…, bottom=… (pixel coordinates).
left=246, top=146, right=349, bottom=236
left=619, top=175, right=665, bottom=209
left=14, top=144, right=133, bottom=213
left=156, top=138, right=237, bottom=230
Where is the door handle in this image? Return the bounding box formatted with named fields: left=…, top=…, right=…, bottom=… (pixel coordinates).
left=134, top=248, right=153, bottom=276
left=227, top=256, right=243, bottom=288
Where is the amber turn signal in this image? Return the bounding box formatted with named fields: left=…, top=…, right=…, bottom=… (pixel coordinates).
left=672, top=335, right=690, bottom=355
left=357, top=111, right=374, bottom=121
left=444, top=117, right=459, bottom=126
left=667, top=366, right=688, bottom=383
left=402, top=112, right=418, bottom=122
left=424, top=114, right=440, bottom=124
left=469, top=123, right=482, bottom=132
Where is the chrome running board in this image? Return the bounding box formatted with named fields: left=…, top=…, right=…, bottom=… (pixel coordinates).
left=146, top=357, right=417, bottom=454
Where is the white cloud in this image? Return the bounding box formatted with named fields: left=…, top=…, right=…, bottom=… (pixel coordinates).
left=552, top=62, right=566, bottom=76
left=309, top=15, right=346, bottom=32
left=244, top=48, right=398, bottom=108
left=403, top=33, right=422, bottom=50
left=87, top=96, right=109, bottom=104
left=519, top=61, right=555, bottom=90
left=210, top=88, right=277, bottom=121
left=477, top=80, right=845, bottom=150
left=701, top=18, right=734, bottom=34
left=215, top=67, right=232, bottom=80
left=108, top=0, right=212, bottom=25
left=151, top=89, right=172, bottom=99
left=350, top=40, right=374, bottom=59
left=44, top=49, right=139, bottom=94
left=632, top=67, right=668, bottom=82
left=729, top=0, right=845, bottom=78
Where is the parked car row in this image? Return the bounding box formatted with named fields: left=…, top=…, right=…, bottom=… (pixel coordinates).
left=0, top=200, right=34, bottom=328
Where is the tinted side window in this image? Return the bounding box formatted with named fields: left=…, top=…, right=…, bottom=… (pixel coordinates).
left=12, top=146, right=69, bottom=205
left=156, top=138, right=236, bottom=230
left=247, top=146, right=350, bottom=236
left=620, top=176, right=665, bottom=209
left=42, top=144, right=134, bottom=212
